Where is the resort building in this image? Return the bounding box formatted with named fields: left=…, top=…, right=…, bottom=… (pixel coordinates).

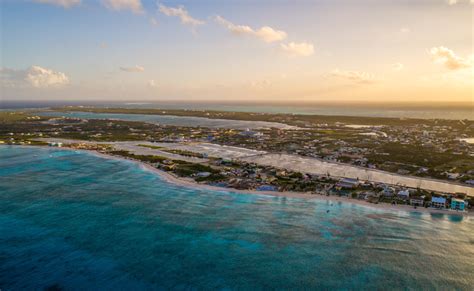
left=410, top=197, right=424, bottom=207
left=450, top=198, right=465, bottom=211
left=431, top=197, right=447, bottom=209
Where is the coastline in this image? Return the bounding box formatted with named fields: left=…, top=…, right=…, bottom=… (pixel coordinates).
left=78, top=147, right=472, bottom=217
left=2, top=144, right=470, bottom=216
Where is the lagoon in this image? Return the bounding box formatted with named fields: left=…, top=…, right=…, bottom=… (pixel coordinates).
left=37, top=111, right=298, bottom=130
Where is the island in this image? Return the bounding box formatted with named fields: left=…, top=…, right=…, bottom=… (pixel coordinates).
left=1, top=108, right=473, bottom=213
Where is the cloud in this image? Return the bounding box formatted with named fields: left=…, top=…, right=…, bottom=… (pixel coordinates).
left=329, top=69, right=378, bottom=84
left=214, top=16, right=287, bottom=43
left=159, top=4, right=204, bottom=27
left=400, top=27, right=411, bottom=33
left=392, top=63, right=404, bottom=71
left=1, top=66, right=69, bottom=88
left=429, top=46, right=472, bottom=70
left=102, top=0, right=143, bottom=14
left=120, top=65, right=145, bottom=72
left=32, top=0, right=81, bottom=8
left=280, top=42, right=314, bottom=57
left=26, top=66, right=70, bottom=87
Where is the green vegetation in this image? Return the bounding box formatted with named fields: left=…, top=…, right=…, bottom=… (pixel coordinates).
left=51, top=106, right=474, bottom=128
left=174, top=163, right=217, bottom=177
left=110, top=150, right=168, bottom=163
left=367, top=142, right=474, bottom=168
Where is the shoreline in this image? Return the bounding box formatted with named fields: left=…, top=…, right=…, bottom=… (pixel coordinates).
left=67, top=146, right=472, bottom=217
left=31, top=138, right=474, bottom=196
left=2, top=144, right=471, bottom=216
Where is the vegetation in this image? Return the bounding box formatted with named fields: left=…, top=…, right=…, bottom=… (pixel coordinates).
left=50, top=106, right=474, bottom=129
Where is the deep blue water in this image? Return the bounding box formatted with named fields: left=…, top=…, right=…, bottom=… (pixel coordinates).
left=1, top=146, right=473, bottom=290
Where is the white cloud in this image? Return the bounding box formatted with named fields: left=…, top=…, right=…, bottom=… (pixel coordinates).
left=1, top=66, right=69, bottom=88
left=392, top=63, right=404, bottom=71
left=32, top=0, right=81, bottom=8
left=159, top=4, right=204, bottom=27
left=400, top=27, right=411, bottom=33
left=429, top=46, right=472, bottom=70
left=214, top=16, right=287, bottom=43
left=102, top=0, right=143, bottom=14
left=26, top=66, right=70, bottom=88
left=330, top=69, right=378, bottom=84
left=120, top=65, right=145, bottom=72
left=280, top=42, right=314, bottom=57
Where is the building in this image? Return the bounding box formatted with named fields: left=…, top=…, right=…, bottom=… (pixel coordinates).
left=381, top=186, right=395, bottom=197
left=465, top=180, right=474, bottom=186
left=335, top=178, right=359, bottom=189
left=397, top=189, right=410, bottom=200
left=431, top=197, right=446, bottom=209
left=48, top=142, right=63, bottom=147
left=451, top=198, right=465, bottom=211
left=410, top=197, right=424, bottom=207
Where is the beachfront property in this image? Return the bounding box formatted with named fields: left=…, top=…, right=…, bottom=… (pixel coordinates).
left=451, top=198, right=466, bottom=211
left=410, top=197, right=425, bottom=207
left=397, top=189, right=410, bottom=200
left=381, top=186, right=396, bottom=197
left=431, top=197, right=447, bottom=209
left=48, top=142, right=63, bottom=147
left=336, top=178, right=360, bottom=189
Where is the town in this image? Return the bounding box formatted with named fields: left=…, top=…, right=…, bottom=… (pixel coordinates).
left=1, top=109, right=473, bottom=212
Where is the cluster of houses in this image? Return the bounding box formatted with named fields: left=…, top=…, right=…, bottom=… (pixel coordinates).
left=334, top=177, right=469, bottom=211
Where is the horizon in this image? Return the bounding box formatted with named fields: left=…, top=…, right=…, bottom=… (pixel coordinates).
left=1, top=0, right=473, bottom=103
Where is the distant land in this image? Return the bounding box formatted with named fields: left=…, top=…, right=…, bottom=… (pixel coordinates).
left=1, top=100, right=473, bottom=120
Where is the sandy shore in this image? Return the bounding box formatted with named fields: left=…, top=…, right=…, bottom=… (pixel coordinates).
left=82, top=148, right=471, bottom=217
left=5, top=144, right=470, bottom=216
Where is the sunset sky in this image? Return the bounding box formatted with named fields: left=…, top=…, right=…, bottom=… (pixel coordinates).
left=1, top=0, right=473, bottom=103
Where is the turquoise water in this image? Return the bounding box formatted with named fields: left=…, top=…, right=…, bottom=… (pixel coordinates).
left=1, top=146, right=473, bottom=290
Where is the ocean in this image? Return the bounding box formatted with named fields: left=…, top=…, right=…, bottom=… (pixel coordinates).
left=1, top=146, right=473, bottom=290
left=1, top=101, right=473, bottom=120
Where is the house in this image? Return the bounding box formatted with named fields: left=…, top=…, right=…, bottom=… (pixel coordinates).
left=381, top=186, right=395, bottom=197
left=48, top=142, right=63, bottom=147
left=431, top=197, right=446, bottom=209
left=196, top=172, right=211, bottom=178
left=450, top=198, right=466, bottom=211
left=465, top=180, right=474, bottom=186
left=397, top=189, right=410, bottom=199
left=336, top=178, right=359, bottom=189
left=410, top=197, right=424, bottom=207
left=239, top=129, right=263, bottom=138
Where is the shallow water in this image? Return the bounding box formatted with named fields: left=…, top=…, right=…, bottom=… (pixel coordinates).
left=37, top=111, right=297, bottom=130
left=1, top=146, right=473, bottom=290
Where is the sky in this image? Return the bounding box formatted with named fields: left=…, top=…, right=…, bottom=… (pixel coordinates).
left=0, top=0, right=473, bottom=104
